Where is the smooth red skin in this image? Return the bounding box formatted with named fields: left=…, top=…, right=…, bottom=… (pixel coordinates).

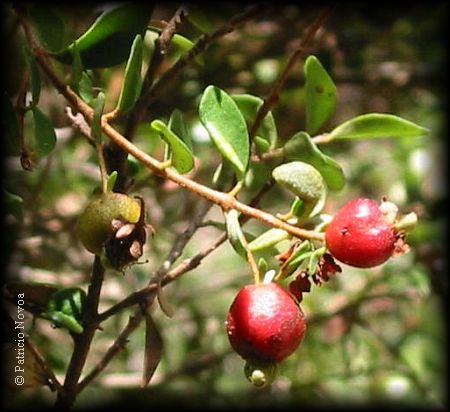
left=325, top=198, right=396, bottom=268
left=226, top=283, right=306, bottom=363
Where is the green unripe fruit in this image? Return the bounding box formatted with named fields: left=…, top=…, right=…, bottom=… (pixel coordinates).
left=77, top=192, right=141, bottom=255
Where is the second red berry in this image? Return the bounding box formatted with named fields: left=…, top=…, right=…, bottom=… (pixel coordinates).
left=325, top=198, right=398, bottom=268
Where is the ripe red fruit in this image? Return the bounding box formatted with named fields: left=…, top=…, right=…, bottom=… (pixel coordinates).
left=325, top=198, right=398, bottom=268
left=225, top=283, right=306, bottom=364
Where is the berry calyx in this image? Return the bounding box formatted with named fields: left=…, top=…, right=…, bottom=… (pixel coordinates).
left=77, top=192, right=142, bottom=255
left=225, top=283, right=306, bottom=364
left=325, top=198, right=399, bottom=268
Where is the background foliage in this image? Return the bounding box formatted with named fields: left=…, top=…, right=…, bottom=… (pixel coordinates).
left=2, top=2, right=447, bottom=410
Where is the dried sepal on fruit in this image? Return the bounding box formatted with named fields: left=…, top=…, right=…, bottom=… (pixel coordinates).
left=103, top=196, right=151, bottom=272
left=77, top=192, right=150, bottom=271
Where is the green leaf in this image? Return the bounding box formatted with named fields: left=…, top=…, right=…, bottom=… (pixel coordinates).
left=32, top=107, right=56, bottom=156
left=289, top=197, right=304, bottom=218
left=151, top=119, right=194, bottom=174
left=254, top=136, right=271, bottom=155
left=212, top=161, right=234, bottom=190
left=244, top=161, right=272, bottom=193
left=199, top=86, right=249, bottom=179
left=79, top=71, right=94, bottom=104
left=42, top=287, right=86, bottom=334
left=329, top=113, right=430, bottom=140
left=147, top=26, right=203, bottom=65
left=28, top=5, right=66, bottom=52
left=224, top=209, right=248, bottom=259
left=304, top=55, right=337, bottom=134
left=23, top=47, right=41, bottom=106
left=54, top=3, right=153, bottom=68
left=116, top=34, right=143, bottom=113
left=91, top=92, right=105, bottom=141
left=2, top=93, right=20, bottom=156
left=232, top=94, right=278, bottom=149
left=272, top=161, right=326, bottom=219
left=284, top=131, right=345, bottom=191
left=70, top=43, right=83, bottom=92
left=168, top=109, right=193, bottom=151
left=279, top=240, right=313, bottom=279
left=248, top=228, right=290, bottom=252
left=106, top=171, right=118, bottom=192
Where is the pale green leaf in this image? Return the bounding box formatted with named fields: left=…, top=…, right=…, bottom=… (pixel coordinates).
left=305, top=55, right=337, bottom=135
left=151, top=119, right=194, bottom=174
left=329, top=113, right=429, bottom=140
left=199, top=86, right=249, bottom=179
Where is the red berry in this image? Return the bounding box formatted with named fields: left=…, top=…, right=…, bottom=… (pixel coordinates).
left=325, top=198, right=397, bottom=268
left=225, top=283, right=306, bottom=363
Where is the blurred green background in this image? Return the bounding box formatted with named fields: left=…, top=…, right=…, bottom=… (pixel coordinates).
left=3, top=3, right=447, bottom=410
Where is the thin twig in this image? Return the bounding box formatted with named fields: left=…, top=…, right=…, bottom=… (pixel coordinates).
left=78, top=312, right=144, bottom=392
left=249, top=5, right=334, bottom=142
left=54, top=257, right=105, bottom=409
left=80, top=199, right=214, bottom=387
left=139, top=4, right=189, bottom=106
left=141, top=3, right=272, bottom=111
left=97, top=199, right=212, bottom=321
left=20, top=6, right=324, bottom=243
left=107, top=4, right=270, bottom=191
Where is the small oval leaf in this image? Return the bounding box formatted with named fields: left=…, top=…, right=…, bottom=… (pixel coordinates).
left=151, top=119, right=194, bottom=174
left=106, top=171, right=118, bottom=192
left=55, top=3, right=153, bottom=68
left=168, top=109, right=193, bottom=151
left=147, top=26, right=203, bottom=65
left=248, top=228, right=290, bottom=252
left=199, top=86, right=249, bottom=179
left=279, top=240, right=313, bottom=279
left=70, top=43, right=83, bottom=92
left=329, top=113, right=430, bottom=140
left=32, top=107, right=56, bottom=156
left=272, top=161, right=326, bottom=218
left=116, top=34, right=143, bottom=113
left=225, top=209, right=248, bottom=259
left=284, top=131, right=345, bottom=191
left=232, top=94, right=278, bottom=149
left=305, top=55, right=337, bottom=135
left=43, top=287, right=86, bottom=334
left=79, top=71, right=94, bottom=104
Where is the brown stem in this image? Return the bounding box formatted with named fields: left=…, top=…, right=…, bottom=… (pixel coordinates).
left=107, top=4, right=268, bottom=192
left=106, top=5, right=189, bottom=191
left=80, top=200, right=216, bottom=387
left=249, top=5, right=334, bottom=142
left=141, top=4, right=271, bottom=111
left=54, top=257, right=105, bottom=409
left=21, top=6, right=324, bottom=244
left=77, top=313, right=144, bottom=392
